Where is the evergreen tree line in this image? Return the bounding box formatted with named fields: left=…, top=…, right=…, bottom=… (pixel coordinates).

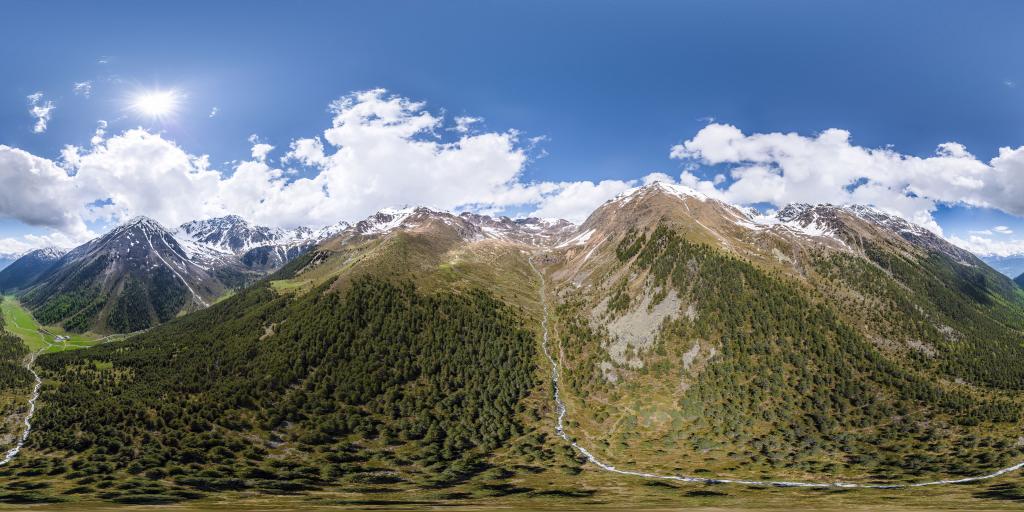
left=0, top=314, right=32, bottom=391
left=23, top=276, right=537, bottom=496
left=554, top=225, right=1023, bottom=479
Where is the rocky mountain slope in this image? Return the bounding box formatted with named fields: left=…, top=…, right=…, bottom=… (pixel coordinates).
left=0, top=210, right=573, bottom=334
left=175, top=215, right=346, bottom=272
left=5, top=182, right=1024, bottom=505
left=545, top=182, right=1024, bottom=484
left=0, top=248, right=65, bottom=292
left=17, top=217, right=228, bottom=333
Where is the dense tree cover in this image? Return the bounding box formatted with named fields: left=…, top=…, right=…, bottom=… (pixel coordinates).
left=106, top=279, right=151, bottom=333
left=0, top=315, right=32, bottom=391
left=21, top=276, right=537, bottom=500
left=106, top=269, right=188, bottom=333
left=856, top=243, right=1024, bottom=387
left=556, top=225, right=1023, bottom=480
left=25, top=255, right=110, bottom=331
left=22, top=251, right=191, bottom=334
left=0, top=312, right=33, bottom=456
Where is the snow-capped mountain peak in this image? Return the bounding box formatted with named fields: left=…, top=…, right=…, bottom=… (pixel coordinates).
left=613, top=181, right=710, bottom=206
left=32, top=247, right=66, bottom=260
left=352, top=207, right=422, bottom=235
left=178, top=215, right=298, bottom=255
left=311, top=220, right=351, bottom=240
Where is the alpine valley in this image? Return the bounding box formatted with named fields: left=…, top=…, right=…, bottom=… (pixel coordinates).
left=3, top=182, right=1024, bottom=508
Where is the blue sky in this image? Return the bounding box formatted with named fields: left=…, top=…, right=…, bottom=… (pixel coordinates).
left=1, top=0, right=1024, bottom=256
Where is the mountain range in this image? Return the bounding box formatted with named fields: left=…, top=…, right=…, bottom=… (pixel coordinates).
left=980, top=254, right=1024, bottom=281
left=0, top=252, right=20, bottom=271
left=3, top=182, right=1024, bottom=505
left=0, top=210, right=574, bottom=333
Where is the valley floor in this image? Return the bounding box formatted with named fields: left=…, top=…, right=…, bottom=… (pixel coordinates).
left=0, top=296, right=116, bottom=353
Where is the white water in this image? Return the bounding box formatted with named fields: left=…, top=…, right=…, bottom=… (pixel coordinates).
left=528, top=256, right=1024, bottom=489
left=0, top=349, right=42, bottom=467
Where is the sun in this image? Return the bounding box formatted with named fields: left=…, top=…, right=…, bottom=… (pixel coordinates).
left=131, top=90, right=180, bottom=118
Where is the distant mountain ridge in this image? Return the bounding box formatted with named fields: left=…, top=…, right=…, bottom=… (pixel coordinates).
left=18, top=216, right=224, bottom=332
left=1, top=186, right=1019, bottom=337
left=0, top=251, right=22, bottom=270
left=174, top=215, right=346, bottom=272
left=981, top=254, right=1024, bottom=279
left=0, top=209, right=576, bottom=332
left=0, top=247, right=64, bottom=292
left=18, top=181, right=1024, bottom=506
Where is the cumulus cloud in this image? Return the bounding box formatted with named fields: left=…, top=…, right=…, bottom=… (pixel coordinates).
left=671, top=123, right=1024, bottom=234
left=246, top=134, right=274, bottom=162
left=0, top=89, right=639, bottom=250
left=250, top=144, right=274, bottom=162
left=0, top=231, right=93, bottom=255
left=283, top=137, right=327, bottom=167
left=949, top=235, right=1024, bottom=257
left=0, top=145, right=88, bottom=237
left=452, top=116, right=482, bottom=133
left=20, top=96, right=1024, bottom=257
left=529, top=179, right=639, bottom=221
left=73, top=81, right=92, bottom=98
left=209, top=107, right=218, bottom=118
left=27, top=92, right=55, bottom=133
left=90, top=120, right=107, bottom=146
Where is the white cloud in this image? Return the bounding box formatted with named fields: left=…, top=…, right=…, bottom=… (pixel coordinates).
left=27, top=92, right=55, bottom=133
left=0, top=145, right=88, bottom=237
left=671, top=123, right=1024, bottom=235
left=949, top=235, right=1024, bottom=257
left=18, top=96, right=1024, bottom=255
left=0, top=89, right=636, bottom=248
left=209, top=107, right=218, bottom=118
left=250, top=143, right=274, bottom=162
left=90, top=120, right=107, bottom=146
left=73, top=81, right=92, bottom=98
left=283, top=137, right=327, bottom=167
left=6, top=105, right=1024, bottom=253
left=530, top=179, right=636, bottom=222
left=0, top=230, right=92, bottom=255
left=452, top=116, right=482, bottom=133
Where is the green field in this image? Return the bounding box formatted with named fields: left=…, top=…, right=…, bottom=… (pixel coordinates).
left=1, top=295, right=109, bottom=353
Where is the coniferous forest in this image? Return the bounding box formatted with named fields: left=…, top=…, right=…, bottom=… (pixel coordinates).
left=14, top=277, right=536, bottom=502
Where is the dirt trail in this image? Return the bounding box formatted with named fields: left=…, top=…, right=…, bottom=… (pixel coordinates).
left=528, top=254, right=1024, bottom=489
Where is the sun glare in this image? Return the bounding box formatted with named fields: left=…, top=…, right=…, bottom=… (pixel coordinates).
left=131, top=90, right=180, bottom=118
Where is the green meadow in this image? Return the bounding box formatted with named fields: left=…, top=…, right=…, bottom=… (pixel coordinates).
left=1, top=296, right=109, bottom=353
